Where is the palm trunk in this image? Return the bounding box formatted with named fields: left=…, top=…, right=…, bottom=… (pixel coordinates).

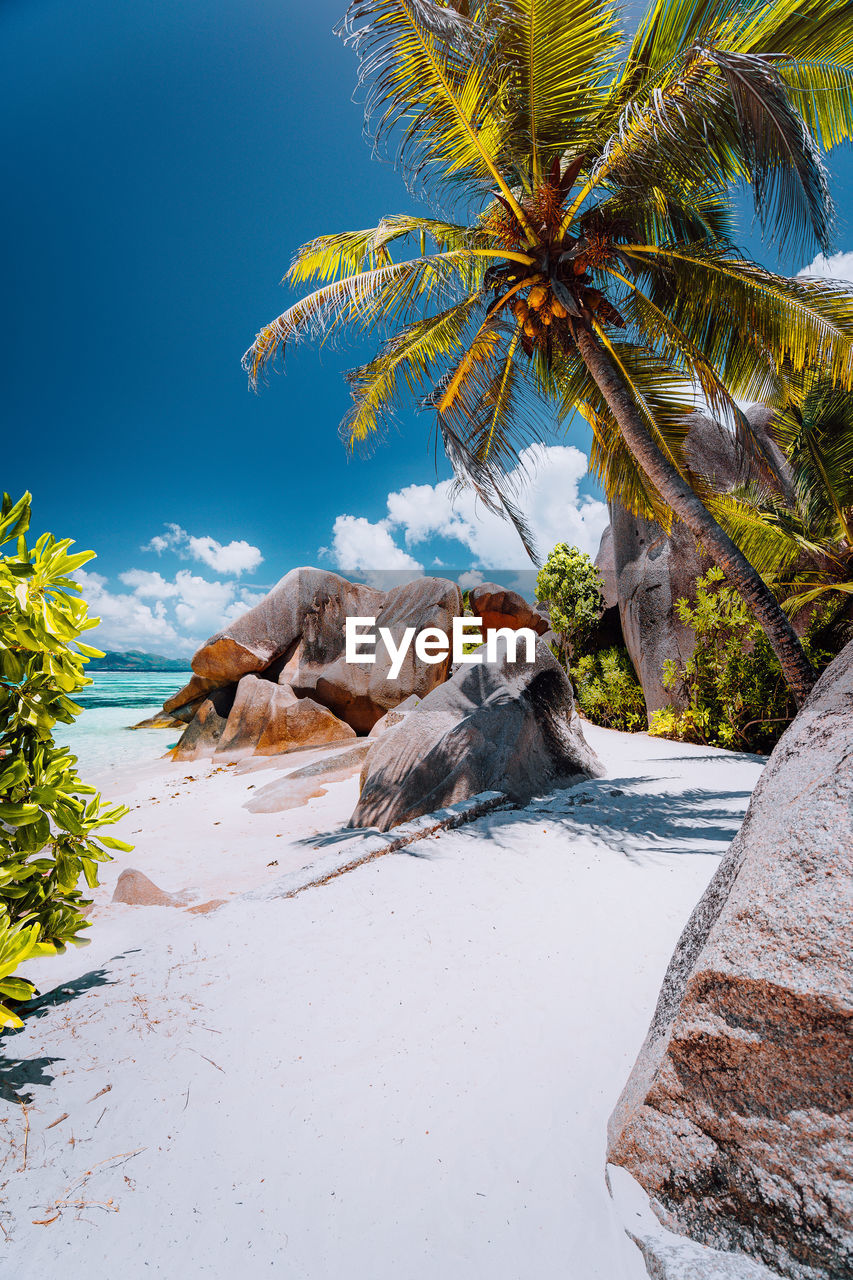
left=574, top=324, right=816, bottom=708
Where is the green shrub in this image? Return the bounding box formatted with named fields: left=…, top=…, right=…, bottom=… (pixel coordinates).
left=0, top=491, right=131, bottom=1029
left=536, top=544, right=605, bottom=662
left=571, top=645, right=647, bottom=732
left=648, top=566, right=832, bottom=754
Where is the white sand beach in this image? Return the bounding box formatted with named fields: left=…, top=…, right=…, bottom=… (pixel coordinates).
left=0, top=726, right=764, bottom=1279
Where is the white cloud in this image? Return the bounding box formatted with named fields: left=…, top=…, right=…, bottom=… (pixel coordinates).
left=799, top=250, right=853, bottom=284
left=142, top=523, right=186, bottom=556
left=327, top=445, right=608, bottom=573
left=143, top=523, right=263, bottom=576
left=171, top=572, right=238, bottom=634
left=74, top=566, right=268, bottom=655
left=186, top=535, right=263, bottom=576
left=328, top=515, right=424, bottom=573
left=119, top=569, right=180, bottom=599
left=457, top=570, right=485, bottom=590
left=76, top=569, right=189, bottom=653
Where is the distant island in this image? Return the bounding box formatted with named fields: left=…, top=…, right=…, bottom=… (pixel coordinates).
left=86, top=649, right=191, bottom=672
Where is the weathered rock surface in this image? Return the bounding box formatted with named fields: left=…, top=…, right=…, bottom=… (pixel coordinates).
left=283, top=575, right=462, bottom=732
left=595, top=525, right=618, bottom=610
left=129, top=713, right=185, bottom=730
left=350, top=636, right=604, bottom=831
left=215, top=674, right=355, bottom=758
left=607, top=639, right=853, bottom=1280
left=367, top=694, right=421, bottom=739
left=174, top=568, right=462, bottom=735
left=468, top=583, right=550, bottom=637
left=163, top=674, right=219, bottom=716
left=608, top=1166, right=786, bottom=1280
left=171, top=687, right=236, bottom=761
left=245, top=742, right=371, bottom=814
left=602, top=499, right=707, bottom=715
left=597, top=407, right=796, bottom=715
left=191, top=567, right=382, bottom=685
left=112, top=869, right=186, bottom=907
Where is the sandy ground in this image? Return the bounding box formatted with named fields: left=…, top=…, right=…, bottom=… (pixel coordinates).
left=0, top=725, right=765, bottom=1279
left=79, top=741, right=367, bottom=909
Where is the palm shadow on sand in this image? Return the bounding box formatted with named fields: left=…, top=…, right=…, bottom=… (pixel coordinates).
left=476, top=775, right=754, bottom=863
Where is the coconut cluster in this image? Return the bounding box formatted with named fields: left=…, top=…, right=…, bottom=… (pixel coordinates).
left=511, top=283, right=568, bottom=341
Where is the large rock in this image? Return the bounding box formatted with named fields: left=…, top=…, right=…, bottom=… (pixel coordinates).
left=175, top=568, right=462, bottom=734
left=607, top=640, right=853, bottom=1280
left=245, top=742, right=371, bottom=814
left=215, top=674, right=355, bottom=758
left=468, top=583, right=550, bottom=636
left=172, top=686, right=237, bottom=761
left=602, top=500, right=708, bottom=715
left=191, top=568, right=382, bottom=685
left=367, top=694, right=421, bottom=739
left=163, top=673, right=219, bottom=716
left=595, top=525, right=618, bottom=610
left=283, top=575, right=462, bottom=732
left=350, top=636, right=604, bottom=831
left=598, top=408, right=795, bottom=715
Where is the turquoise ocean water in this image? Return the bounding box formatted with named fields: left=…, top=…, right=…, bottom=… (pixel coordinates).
left=54, top=671, right=192, bottom=779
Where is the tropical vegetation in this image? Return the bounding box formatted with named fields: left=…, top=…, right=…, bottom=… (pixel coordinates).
left=648, top=565, right=834, bottom=752
left=244, top=0, right=853, bottom=707
left=715, top=376, right=853, bottom=620
left=572, top=646, right=647, bottom=733
left=0, top=491, right=131, bottom=1030
left=535, top=543, right=604, bottom=662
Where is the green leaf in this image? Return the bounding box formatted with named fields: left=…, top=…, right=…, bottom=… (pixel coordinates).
left=96, top=836, right=133, bottom=852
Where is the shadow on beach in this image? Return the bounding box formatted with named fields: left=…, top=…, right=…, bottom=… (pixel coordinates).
left=1, top=963, right=126, bottom=1104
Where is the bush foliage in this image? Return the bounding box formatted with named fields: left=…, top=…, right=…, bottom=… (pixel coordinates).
left=536, top=544, right=605, bottom=661
left=0, top=491, right=131, bottom=1029
left=648, top=566, right=832, bottom=753
left=571, top=646, right=647, bottom=733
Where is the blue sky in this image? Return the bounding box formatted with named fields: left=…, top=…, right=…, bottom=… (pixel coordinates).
left=3, top=0, right=852, bottom=652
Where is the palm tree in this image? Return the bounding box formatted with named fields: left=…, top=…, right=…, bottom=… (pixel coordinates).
left=243, top=0, right=853, bottom=706
left=716, top=378, right=853, bottom=615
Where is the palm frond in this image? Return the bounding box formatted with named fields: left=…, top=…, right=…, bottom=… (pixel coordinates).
left=783, top=580, right=853, bottom=613
left=495, top=0, right=623, bottom=181
left=703, top=49, right=832, bottom=253
left=773, top=384, right=853, bottom=541
left=722, top=0, right=853, bottom=66
left=337, top=0, right=534, bottom=233
left=243, top=250, right=482, bottom=385
left=623, top=245, right=853, bottom=391
left=615, top=0, right=738, bottom=100
left=429, top=317, right=546, bottom=472
left=585, top=180, right=736, bottom=249
left=778, top=59, right=853, bottom=150
left=711, top=489, right=811, bottom=577
left=575, top=48, right=834, bottom=253
left=711, top=371, right=853, bottom=615
left=437, top=412, right=541, bottom=562
left=569, top=54, right=738, bottom=226
left=286, top=216, right=478, bottom=286
left=343, top=296, right=484, bottom=445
